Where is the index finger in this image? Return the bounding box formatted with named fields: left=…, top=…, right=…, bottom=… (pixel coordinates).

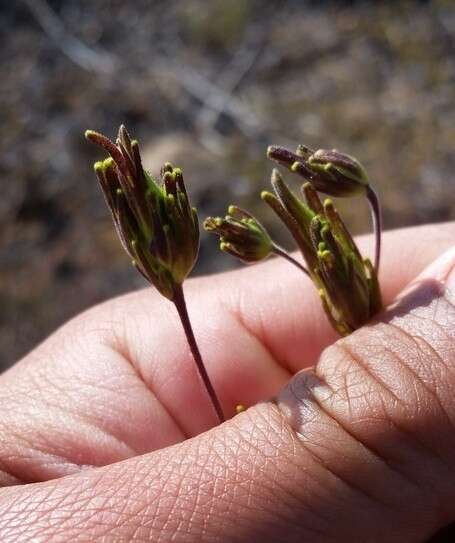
left=101, top=221, right=455, bottom=430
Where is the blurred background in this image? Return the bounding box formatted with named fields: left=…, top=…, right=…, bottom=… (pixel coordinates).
left=1, top=0, right=454, bottom=370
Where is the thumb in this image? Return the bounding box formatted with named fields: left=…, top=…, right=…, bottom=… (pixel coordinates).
left=2, top=247, right=455, bottom=542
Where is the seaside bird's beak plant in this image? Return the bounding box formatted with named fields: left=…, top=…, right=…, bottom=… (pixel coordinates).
left=85, top=126, right=224, bottom=423
left=86, top=126, right=383, bottom=419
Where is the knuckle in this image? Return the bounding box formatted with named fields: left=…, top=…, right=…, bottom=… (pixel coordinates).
left=314, top=292, right=455, bottom=507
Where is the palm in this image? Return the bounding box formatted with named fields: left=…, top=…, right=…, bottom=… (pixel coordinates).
left=0, top=223, right=451, bottom=485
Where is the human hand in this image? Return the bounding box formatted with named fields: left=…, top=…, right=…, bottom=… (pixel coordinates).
left=0, top=222, right=454, bottom=542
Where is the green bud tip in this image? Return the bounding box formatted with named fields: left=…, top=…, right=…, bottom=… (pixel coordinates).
left=290, top=161, right=300, bottom=172
left=227, top=205, right=237, bottom=215
left=94, top=157, right=114, bottom=173
left=202, top=218, right=213, bottom=230
left=84, top=129, right=97, bottom=140
left=116, top=188, right=122, bottom=195
left=220, top=241, right=230, bottom=251
left=318, top=250, right=334, bottom=264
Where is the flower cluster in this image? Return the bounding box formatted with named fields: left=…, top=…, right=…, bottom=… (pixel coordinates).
left=85, top=126, right=199, bottom=301
left=86, top=126, right=224, bottom=422
left=267, top=145, right=369, bottom=197
left=204, top=206, right=273, bottom=263
left=262, top=171, right=381, bottom=335
left=86, top=124, right=383, bottom=418
left=86, top=125, right=382, bottom=340
left=205, top=147, right=382, bottom=335
left=267, top=144, right=381, bottom=271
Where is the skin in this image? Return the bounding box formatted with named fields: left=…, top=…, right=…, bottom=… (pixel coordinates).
left=0, top=221, right=454, bottom=541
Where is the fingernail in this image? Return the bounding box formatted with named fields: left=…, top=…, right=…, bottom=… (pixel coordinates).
left=416, top=245, right=455, bottom=303
left=419, top=245, right=455, bottom=281
left=405, top=246, right=455, bottom=305
left=443, top=248, right=455, bottom=304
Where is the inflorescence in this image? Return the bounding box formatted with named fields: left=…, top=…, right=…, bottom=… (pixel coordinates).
left=86, top=125, right=383, bottom=418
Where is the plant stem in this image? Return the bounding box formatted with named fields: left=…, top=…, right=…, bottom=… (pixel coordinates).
left=366, top=185, right=382, bottom=272
left=272, top=244, right=309, bottom=276
left=173, top=283, right=225, bottom=424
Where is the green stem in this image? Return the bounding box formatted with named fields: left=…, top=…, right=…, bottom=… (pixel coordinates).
left=272, top=244, right=309, bottom=276
left=173, top=284, right=224, bottom=424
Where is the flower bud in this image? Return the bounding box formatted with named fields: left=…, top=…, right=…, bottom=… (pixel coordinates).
left=204, top=206, right=273, bottom=264
left=303, top=148, right=369, bottom=196
left=86, top=126, right=199, bottom=300
left=268, top=145, right=368, bottom=197
left=267, top=144, right=381, bottom=271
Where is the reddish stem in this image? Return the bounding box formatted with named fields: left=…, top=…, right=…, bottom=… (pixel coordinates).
left=366, top=185, right=382, bottom=272
left=173, top=284, right=224, bottom=424
left=272, top=244, right=309, bottom=276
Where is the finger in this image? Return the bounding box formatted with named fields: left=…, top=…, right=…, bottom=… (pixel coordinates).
left=0, top=224, right=452, bottom=487
left=1, top=245, right=455, bottom=541
left=104, top=222, right=455, bottom=430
